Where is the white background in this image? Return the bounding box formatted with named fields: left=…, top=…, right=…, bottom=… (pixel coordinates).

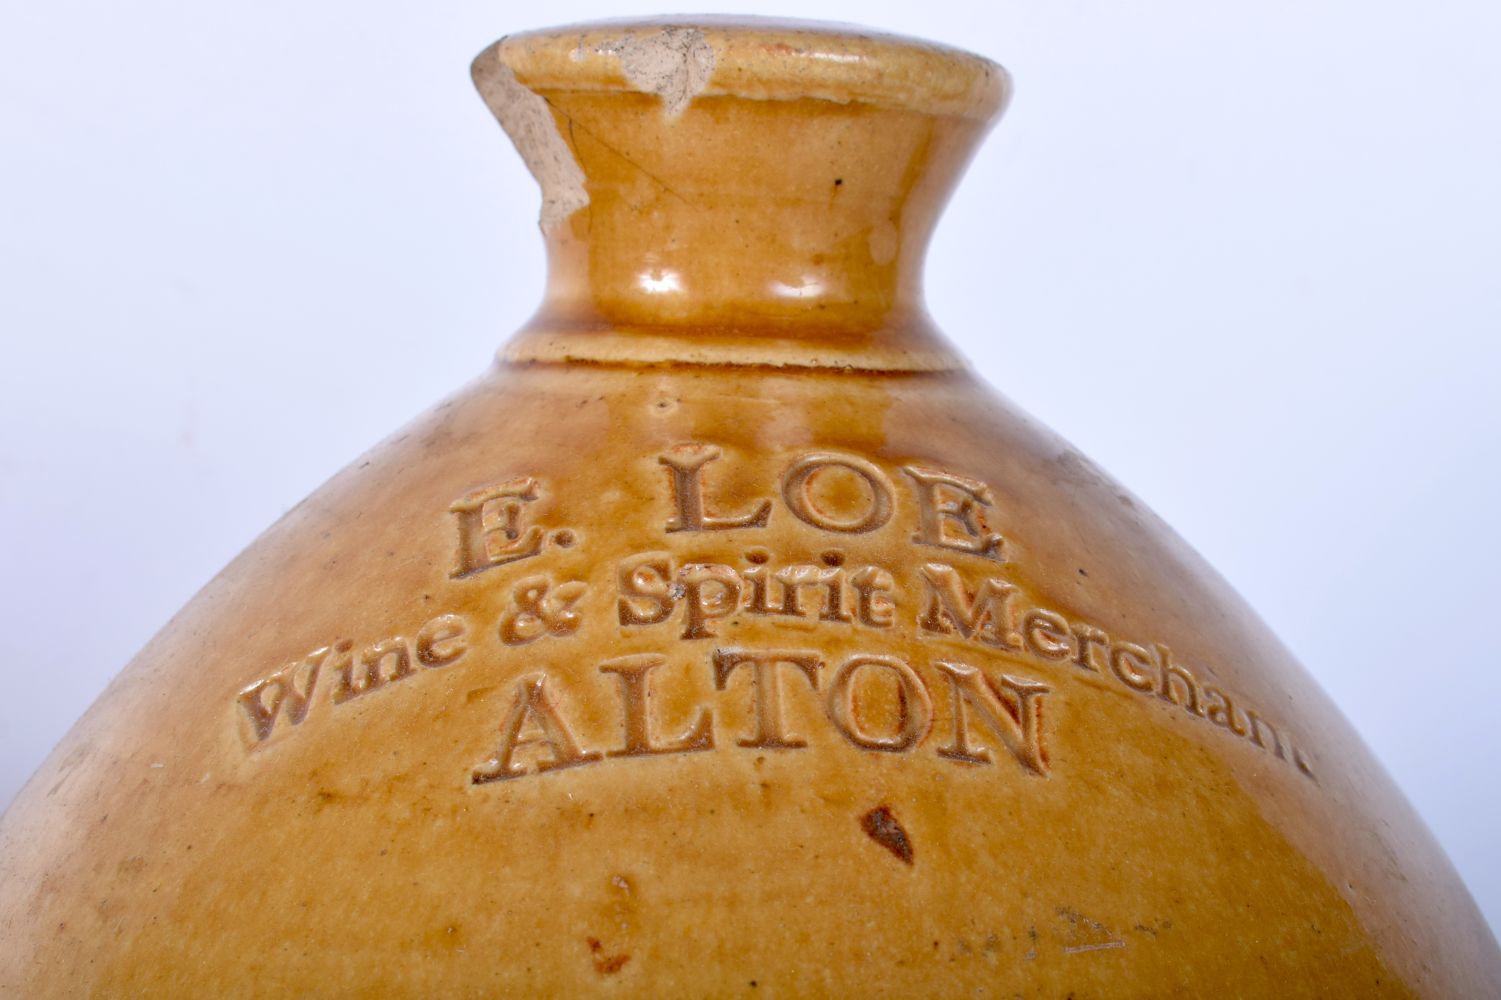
left=2, top=1, right=1497, bottom=936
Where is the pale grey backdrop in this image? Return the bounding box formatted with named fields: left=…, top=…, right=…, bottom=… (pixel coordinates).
left=2, top=1, right=1498, bottom=934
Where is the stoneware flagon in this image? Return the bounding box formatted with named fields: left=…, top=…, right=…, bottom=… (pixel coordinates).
left=1, top=17, right=1497, bottom=997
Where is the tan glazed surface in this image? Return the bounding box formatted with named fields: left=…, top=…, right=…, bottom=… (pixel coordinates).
left=2, top=17, right=1497, bottom=998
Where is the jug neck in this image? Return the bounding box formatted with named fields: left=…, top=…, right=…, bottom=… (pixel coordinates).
left=474, top=18, right=1008, bottom=369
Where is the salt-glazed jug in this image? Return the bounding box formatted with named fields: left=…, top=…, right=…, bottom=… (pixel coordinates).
left=2, top=17, right=1497, bottom=997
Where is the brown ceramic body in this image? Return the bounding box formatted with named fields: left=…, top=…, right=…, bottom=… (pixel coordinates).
left=2, top=18, right=1496, bottom=998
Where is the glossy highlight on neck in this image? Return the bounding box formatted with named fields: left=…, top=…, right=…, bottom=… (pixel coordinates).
left=473, top=18, right=1010, bottom=369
